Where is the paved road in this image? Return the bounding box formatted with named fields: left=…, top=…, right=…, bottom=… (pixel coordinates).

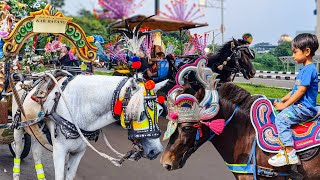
left=234, top=76, right=295, bottom=89
left=0, top=119, right=235, bottom=180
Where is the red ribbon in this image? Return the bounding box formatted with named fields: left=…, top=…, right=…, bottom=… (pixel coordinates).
left=193, top=124, right=203, bottom=138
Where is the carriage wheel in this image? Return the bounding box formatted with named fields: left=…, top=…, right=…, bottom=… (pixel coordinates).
left=8, top=133, right=31, bottom=160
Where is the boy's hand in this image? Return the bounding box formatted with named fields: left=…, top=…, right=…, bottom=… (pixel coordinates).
left=274, top=102, right=287, bottom=111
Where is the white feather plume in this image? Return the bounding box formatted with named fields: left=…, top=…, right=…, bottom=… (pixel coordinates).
left=122, top=30, right=146, bottom=55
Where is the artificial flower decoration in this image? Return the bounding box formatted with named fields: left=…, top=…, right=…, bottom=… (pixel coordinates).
left=131, top=61, right=141, bottom=69
left=114, top=100, right=123, bottom=115
left=131, top=55, right=141, bottom=69
left=157, top=96, right=165, bottom=104
left=131, top=55, right=140, bottom=62
left=242, top=33, right=253, bottom=44
left=145, top=80, right=155, bottom=90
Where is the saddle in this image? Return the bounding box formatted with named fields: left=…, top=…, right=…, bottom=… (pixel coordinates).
left=31, top=70, right=70, bottom=103
left=250, top=97, right=320, bottom=154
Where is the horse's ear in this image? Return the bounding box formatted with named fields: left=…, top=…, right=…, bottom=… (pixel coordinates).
left=154, top=79, right=169, bottom=93
left=231, top=38, right=237, bottom=48
left=183, top=80, right=192, bottom=89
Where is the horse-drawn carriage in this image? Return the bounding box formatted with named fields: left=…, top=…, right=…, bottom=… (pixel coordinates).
left=0, top=95, right=31, bottom=159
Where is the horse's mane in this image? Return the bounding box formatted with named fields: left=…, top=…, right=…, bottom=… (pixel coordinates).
left=125, top=78, right=145, bottom=120
left=207, top=41, right=233, bottom=68
left=218, top=82, right=259, bottom=120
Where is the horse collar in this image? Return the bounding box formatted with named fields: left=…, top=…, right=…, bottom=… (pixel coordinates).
left=45, top=75, right=100, bottom=141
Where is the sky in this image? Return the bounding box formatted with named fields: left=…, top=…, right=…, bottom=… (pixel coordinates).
left=63, top=0, right=317, bottom=45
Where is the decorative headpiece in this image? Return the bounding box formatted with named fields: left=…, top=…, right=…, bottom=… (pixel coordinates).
left=242, top=33, right=253, bottom=44
left=167, top=56, right=220, bottom=123
left=163, top=57, right=220, bottom=140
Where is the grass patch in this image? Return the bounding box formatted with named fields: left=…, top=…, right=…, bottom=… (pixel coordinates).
left=235, top=82, right=320, bottom=104
left=94, top=71, right=113, bottom=76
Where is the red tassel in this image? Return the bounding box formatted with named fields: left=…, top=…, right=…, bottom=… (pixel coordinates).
left=114, top=100, right=123, bottom=115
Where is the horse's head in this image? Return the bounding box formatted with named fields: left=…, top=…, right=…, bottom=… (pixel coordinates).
left=161, top=81, right=252, bottom=170
left=208, top=38, right=256, bottom=81
left=160, top=80, right=215, bottom=170
left=122, top=78, right=168, bottom=160
left=160, top=57, right=222, bottom=170
left=160, top=121, right=212, bottom=170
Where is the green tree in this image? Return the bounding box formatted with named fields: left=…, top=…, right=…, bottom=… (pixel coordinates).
left=162, top=31, right=190, bottom=55
left=207, top=44, right=220, bottom=54
left=71, top=9, right=113, bottom=42
left=49, top=0, right=65, bottom=8
left=8, top=0, right=47, bottom=18
left=271, top=41, right=292, bottom=57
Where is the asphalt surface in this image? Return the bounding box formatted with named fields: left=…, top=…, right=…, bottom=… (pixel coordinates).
left=234, top=75, right=295, bottom=89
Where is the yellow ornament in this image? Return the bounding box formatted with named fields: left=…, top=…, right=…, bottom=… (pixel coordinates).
left=86, top=36, right=94, bottom=43
left=80, top=63, right=87, bottom=71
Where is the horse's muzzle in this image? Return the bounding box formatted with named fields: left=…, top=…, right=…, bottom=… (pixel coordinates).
left=249, top=70, right=256, bottom=78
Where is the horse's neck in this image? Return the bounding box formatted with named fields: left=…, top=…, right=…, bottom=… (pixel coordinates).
left=208, top=54, right=232, bottom=82
left=211, top=99, right=257, bottom=164
left=52, top=75, right=129, bottom=131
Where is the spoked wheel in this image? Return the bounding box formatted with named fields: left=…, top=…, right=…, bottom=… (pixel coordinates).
left=9, top=133, right=31, bottom=160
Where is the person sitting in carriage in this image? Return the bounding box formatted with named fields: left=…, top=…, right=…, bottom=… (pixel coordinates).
left=166, top=53, right=177, bottom=79
left=143, top=52, right=165, bottom=81
left=268, top=33, right=319, bottom=167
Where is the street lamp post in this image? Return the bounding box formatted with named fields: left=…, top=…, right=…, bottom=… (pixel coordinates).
left=198, top=0, right=225, bottom=44
left=155, top=0, right=160, bottom=15
left=205, top=29, right=221, bottom=53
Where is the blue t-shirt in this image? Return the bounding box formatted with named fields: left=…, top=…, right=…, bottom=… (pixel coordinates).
left=291, top=64, right=318, bottom=115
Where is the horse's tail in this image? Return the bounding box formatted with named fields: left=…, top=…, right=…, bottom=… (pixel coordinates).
left=126, top=84, right=145, bottom=121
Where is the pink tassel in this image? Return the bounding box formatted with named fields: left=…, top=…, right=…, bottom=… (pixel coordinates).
left=204, top=119, right=225, bottom=135
left=169, top=112, right=178, bottom=120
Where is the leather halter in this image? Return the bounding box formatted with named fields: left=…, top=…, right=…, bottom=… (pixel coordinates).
left=111, top=77, right=161, bottom=140
left=218, top=43, right=255, bottom=81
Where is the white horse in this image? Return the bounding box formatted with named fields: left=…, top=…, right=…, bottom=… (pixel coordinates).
left=11, top=74, right=167, bottom=180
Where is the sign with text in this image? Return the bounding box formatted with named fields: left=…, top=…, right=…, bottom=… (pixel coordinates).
left=33, top=15, right=72, bottom=33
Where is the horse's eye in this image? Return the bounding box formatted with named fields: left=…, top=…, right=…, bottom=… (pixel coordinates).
left=182, top=126, right=193, bottom=132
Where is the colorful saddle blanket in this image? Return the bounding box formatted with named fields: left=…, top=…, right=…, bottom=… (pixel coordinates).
left=250, top=98, right=320, bottom=153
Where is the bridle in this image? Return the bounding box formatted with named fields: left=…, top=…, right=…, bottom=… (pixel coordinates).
left=217, top=42, right=255, bottom=81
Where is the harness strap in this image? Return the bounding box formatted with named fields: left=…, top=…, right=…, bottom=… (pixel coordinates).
left=208, top=105, right=239, bottom=141
left=226, top=137, right=290, bottom=178
left=46, top=75, right=99, bottom=140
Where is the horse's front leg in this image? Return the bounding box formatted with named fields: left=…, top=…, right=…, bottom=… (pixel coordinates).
left=65, top=146, right=87, bottom=180
left=31, top=138, right=46, bottom=180
left=12, top=128, right=24, bottom=180
left=52, top=141, right=67, bottom=180
left=46, top=120, right=67, bottom=180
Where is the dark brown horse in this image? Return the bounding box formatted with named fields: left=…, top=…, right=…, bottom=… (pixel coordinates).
left=160, top=82, right=320, bottom=179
